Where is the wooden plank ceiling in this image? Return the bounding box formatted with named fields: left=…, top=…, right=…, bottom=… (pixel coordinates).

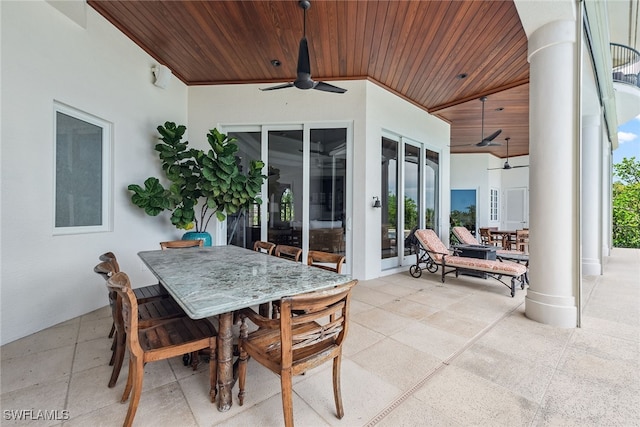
left=88, top=0, right=531, bottom=158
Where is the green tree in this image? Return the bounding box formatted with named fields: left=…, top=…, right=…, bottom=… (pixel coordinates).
left=386, top=193, right=418, bottom=228
left=612, top=157, right=640, bottom=248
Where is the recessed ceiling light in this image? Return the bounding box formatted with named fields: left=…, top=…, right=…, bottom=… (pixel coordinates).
left=271, top=59, right=281, bottom=67
left=456, top=73, right=468, bottom=79
left=495, top=107, right=504, bottom=111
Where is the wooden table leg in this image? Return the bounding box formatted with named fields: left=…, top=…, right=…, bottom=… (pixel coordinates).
left=216, top=311, right=234, bottom=412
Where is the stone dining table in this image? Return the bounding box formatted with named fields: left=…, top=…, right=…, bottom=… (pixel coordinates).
left=138, top=245, right=352, bottom=412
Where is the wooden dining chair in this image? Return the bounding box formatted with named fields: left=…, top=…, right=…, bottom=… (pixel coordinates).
left=274, top=244, right=303, bottom=262
left=253, top=240, right=276, bottom=255
left=307, top=250, right=345, bottom=273
left=94, top=261, right=186, bottom=388
left=159, top=239, right=204, bottom=249
left=479, top=228, right=501, bottom=248
left=100, top=252, right=169, bottom=304
left=516, top=229, right=529, bottom=254
left=237, top=280, right=358, bottom=427
left=105, top=272, right=218, bottom=427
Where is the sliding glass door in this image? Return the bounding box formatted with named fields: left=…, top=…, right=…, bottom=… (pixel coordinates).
left=381, top=134, right=440, bottom=270
left=228, top=125, right=348, bottom=269
left=267, top=129, right=303, bottom=248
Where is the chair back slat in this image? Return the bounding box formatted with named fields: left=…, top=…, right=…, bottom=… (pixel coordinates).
left=160, top=240, right=204, bottom=249
left=279, top=281, right=356, bottom=363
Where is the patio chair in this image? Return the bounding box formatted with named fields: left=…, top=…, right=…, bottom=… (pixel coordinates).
left=253, top=240, right=276, bottom=255
left=307, top=250, right=345, bottom=273
left=105, top=271, right=217, bottom=427
left=479, top=227, right=501, bottom=247
left=516, top=229, right=529, bottom=254
left=94, top=260, right=186, bottom=388
left=410, top=229, right=528, bottom=297
left=274, top=244, right=303, bottom=262
left=100, top=252, right=169, bottom=304
left=237, top=280, right=358, bottom=427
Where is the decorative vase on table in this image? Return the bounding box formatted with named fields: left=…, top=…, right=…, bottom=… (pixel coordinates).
left=182, top=231, right=212, bottom=247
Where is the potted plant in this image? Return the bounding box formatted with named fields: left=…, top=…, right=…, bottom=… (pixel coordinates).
left=127, top=122, right=266, bottom=245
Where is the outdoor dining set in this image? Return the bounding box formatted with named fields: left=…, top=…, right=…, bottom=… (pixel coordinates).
left=93, top=240, right=355, bottom=427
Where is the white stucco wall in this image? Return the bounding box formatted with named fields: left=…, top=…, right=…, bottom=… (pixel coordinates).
left=1, top=1, right=188, bottom=344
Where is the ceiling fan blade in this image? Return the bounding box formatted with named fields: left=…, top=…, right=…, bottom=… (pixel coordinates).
left=313, top=81, right=347, bottom=93
left=487, top=164, right=530, bottom=170
left=260, top=82, right=294, bottom=91
left=476, top=129, right=502, bottom=146
left=297, top=37, right=311, bottom=75
left=485, top=129, right=502, bottom=141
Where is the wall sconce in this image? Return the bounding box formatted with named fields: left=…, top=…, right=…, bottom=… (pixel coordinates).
left=372, top=196, right=382, bottom=208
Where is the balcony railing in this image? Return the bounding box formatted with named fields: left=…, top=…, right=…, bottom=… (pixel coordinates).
left=611, top=43, right=640, bottom=88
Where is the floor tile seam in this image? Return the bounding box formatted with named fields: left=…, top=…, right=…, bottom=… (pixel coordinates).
left=362, top=300, right=525, bottom=426
left=174, top=375, right=208, bottom=427
left=63, top=324, right=82, bottom=416
left=527, top=327, right=578, bottom=425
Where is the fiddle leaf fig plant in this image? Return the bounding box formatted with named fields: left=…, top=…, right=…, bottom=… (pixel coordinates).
left=127, top=122, right=266, bottom=233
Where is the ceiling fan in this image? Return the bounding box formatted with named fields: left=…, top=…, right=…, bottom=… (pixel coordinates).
left=475, top=96, right=502, bottom=147
left=488, top=138, right=529, bottom=170
left=260, top=1, right=347, bottom=94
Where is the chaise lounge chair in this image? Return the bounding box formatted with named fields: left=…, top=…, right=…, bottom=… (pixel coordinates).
left=410, top=229, right=528, bottom=297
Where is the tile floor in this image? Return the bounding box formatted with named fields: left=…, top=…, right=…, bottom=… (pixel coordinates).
left=1, top=248, right=638, bottom=426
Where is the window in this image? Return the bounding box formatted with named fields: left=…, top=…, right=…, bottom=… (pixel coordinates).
left=490, top=188, right=499, bottom=222
left=54, top=103, right=111, bottom=234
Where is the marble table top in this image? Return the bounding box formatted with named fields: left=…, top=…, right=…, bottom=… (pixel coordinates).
left=138, top=245, right=352, bottom=319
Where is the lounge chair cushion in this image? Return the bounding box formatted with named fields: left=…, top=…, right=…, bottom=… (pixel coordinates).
left=452, top=226, right=477, bottom=245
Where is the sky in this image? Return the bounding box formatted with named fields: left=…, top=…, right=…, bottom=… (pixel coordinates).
left=616, top=114, right=640, bottom=164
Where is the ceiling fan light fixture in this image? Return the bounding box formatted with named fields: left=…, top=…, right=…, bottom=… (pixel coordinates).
left=259, top=0, right=346, bottom=94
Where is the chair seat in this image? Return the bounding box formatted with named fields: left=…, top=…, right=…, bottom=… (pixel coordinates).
left=139, top=316, right=217, bottom=362
left=138, top=297, right=185, bottom=328
left=133, top=284, right=169, bottom=304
